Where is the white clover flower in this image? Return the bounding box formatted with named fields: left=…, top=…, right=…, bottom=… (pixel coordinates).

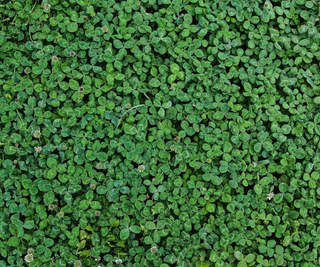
left=267, top=192, right=274, bottom=200
left=74, top=260, right=82, bottom=267
left=90, top=184, right=96, bottom=190
left=57, top=211, right=64, bottom=218
left=125, top=103, right=131, bottom=109
left=33, top=130, right=41, bottom=138
left=151, top=246, right=158, bottom=253
left=96, top=163, right=103, bottom=169
left=78, top=87, right=84, bottom=93
left=206, top=158, right=212, bottom=163
left=138, top=165, right=145, bottom=172
left=51, top=55, right=58, bottom=62
left=70, top=51, right=76, bottom=57
left=27, top=248, right=35, bottom=254
left=48, top=204, right=55, bottom=210
left=34, top=146, right=42, bottom=153
left=24, top=68, right=31, bottom=74
left=170, top=145, right=176, bottom=151
left=95, top=210, right=101, bottom=216
left=43, top=3, right=51, bottom=10
left=137, top=1, right=141, bottom=6
left=115, top=259, right=122, bottom=264
left=25, top=254, right=34, bottom=263
left=264, top=2, right=270, bottom=8
left=101, top=25, right=109, bottom=33
left=83, top=16, right=88, bottom=21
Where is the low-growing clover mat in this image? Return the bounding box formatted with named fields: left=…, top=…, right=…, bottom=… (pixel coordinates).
left=0, top=0, right=320, bottom=266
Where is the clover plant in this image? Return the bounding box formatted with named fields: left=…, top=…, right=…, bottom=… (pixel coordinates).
left=1, top=0, right=320, bottom=266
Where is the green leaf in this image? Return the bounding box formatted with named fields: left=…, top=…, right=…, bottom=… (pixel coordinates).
left=23, top=220, right=34, bottom=230
left=67, top=23, right=78, bottom=32
left=97, top=186, right=108, bottom=194
left=44, top=191, right=55, bottom=205
left=170, top=63, right=179, bottom=74
left=129, top=225, right=141, bottom=233
left=120, top=228, right=130, bottom=240
left=47, top=158, right=57, bottom=168
left=124, top=125, right=138, bottom=135
left=44, top=238, right=54, bottom=247
left=149, top=78, right=161, bottom=87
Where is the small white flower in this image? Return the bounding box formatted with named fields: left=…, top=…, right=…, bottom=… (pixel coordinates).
left=74, top=260, right=82, bottom=267
left=25, top=254, right=34, bottom=263
left=51, top=55, right=58, bottom=62
left=33, top=130, right=41, bottom=138
left=48, top=204, right=55, bottom=210
left=24, top=68, right=31, bottom=74
left=101, top=25, right=109, bottom=33
left=170, top=145, right=176, bottom=151
left=264, top=2, right=270, bottom=8
left=267, top=192, right=274, bottom=200
left=57, top=211, right=64, bottom=218
left=96, top=163, right=103, bottom=170
left=90, top=184, right=96, bottom=190
left=138, top=165, right=145, bottom=172
left=43, top=3, right=51, bottom=10
left=125, top=103, right=131, bottom=109
left=151, top=246, right=158, bottom=253
left=95, top=210, right=101, bottom=216
left=115, top=259, right=122, bottom=264
left=70, top=51, right=76, bottom=57
left=206, top=158, right=212, bottom=163
left=78, top=87, right=84, bottom=93
left=34, top=146, right=42, bottom=153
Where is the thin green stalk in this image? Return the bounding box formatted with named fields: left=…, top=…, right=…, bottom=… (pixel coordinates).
left=16, top=108, right=22, bottom=121
left=29, top=1, right=38, bottom=13
left=29, top=25, right=33, bottom=42
left=116, top=104, right=145, bottom=129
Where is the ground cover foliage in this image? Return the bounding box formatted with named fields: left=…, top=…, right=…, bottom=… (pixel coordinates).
left=1, top=0, right=320, bottom=266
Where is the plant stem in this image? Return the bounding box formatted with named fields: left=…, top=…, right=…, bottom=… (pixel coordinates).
left=29, top=1, right=38, bottom=13
left=116, top=104, right=145, bottom=129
